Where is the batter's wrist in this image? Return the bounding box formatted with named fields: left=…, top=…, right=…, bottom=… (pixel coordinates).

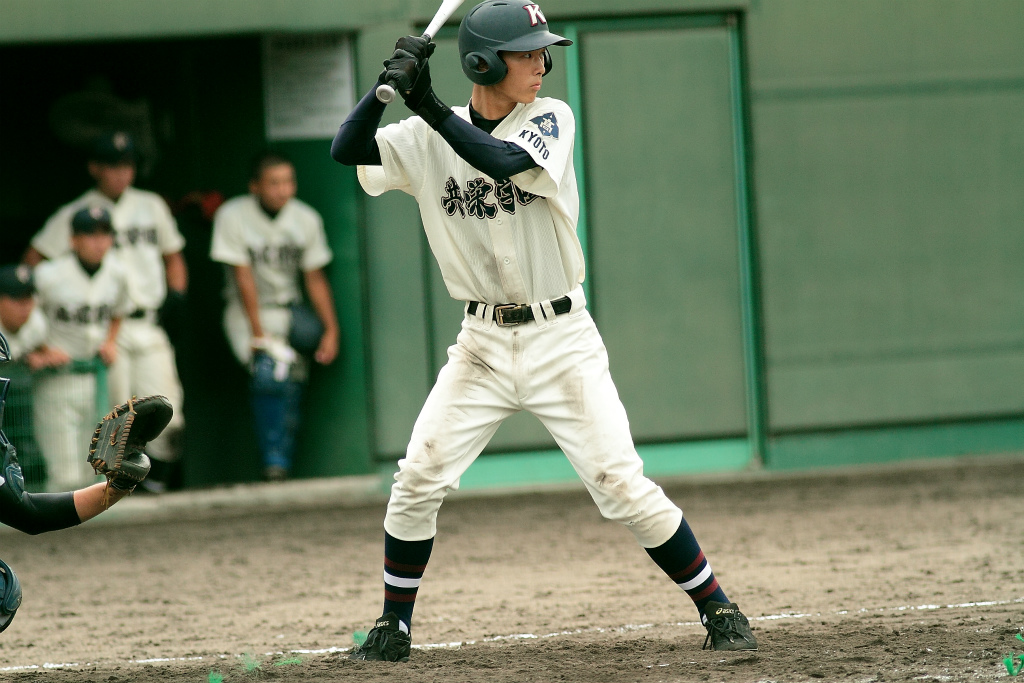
left=415, top=89, right=453, bottom=130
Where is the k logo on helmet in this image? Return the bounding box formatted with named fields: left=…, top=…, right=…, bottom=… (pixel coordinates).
left=523, top=4, right=547, bottom=26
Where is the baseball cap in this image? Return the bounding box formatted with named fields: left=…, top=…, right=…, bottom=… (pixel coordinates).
left=71, top=206, right=114, bottom=235
left=0, top=265, right=34, bottom=299
left=90, top=131, right=137, bottom=165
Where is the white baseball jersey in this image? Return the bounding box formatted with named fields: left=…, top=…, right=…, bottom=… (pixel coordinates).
left=31, top=187, right=185, bottom=311
left=0, top=307, right=48, bottom=360
left=33, top=253, right=130, bottom=360
left=358, top=97, right=584, bottom=305
left=210, top=195, right=332, bottom=363
left=210, top=195, right=333, bottom=307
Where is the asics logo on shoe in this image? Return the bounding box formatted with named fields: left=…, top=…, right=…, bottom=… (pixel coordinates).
left=375, top=618, right=392, bottom=628
left=715, top=607, right=737, bottom=615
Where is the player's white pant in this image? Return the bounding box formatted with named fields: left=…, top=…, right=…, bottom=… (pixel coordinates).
left=33, top=372, right=103, bottom=492
left=384, top=287, right=684, bottom=548
left=107, top=318, right=185, bottom=462
left=223, top=303, right=293, bottom=365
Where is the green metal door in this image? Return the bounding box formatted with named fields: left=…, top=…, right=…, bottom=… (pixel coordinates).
left=582, top=19, right=751, bottom=444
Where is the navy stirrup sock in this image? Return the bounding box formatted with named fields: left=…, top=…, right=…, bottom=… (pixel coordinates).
left=645, top=519, right=730, bottom=622
left=381, top=532, right=434, bottom=633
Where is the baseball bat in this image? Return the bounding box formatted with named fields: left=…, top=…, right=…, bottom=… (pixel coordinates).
left=376, top=0, right=466, bottom=103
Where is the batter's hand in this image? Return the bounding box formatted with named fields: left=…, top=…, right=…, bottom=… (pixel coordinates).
left=394, top=35, right=434, bottom=62
left=384, top=36, right=435, bottom=107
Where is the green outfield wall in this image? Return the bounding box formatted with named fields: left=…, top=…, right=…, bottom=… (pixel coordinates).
left=1, top=0, right=1021, bottom=488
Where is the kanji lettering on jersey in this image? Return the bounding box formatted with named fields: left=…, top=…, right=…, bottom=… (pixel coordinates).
left=530, top=112, right=559, bottom=139
left=118, top=226, right=159, bottom=247
left=440, top=178, right=540, bottom=219
left=248, top=244, right=304, bottom=269
left=465, top=178, right=498, bottom=219
left=441, top=177, right=467, bottom=217
left=54, top=304, right=113, bottom=325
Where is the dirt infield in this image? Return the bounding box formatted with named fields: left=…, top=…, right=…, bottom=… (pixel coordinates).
left=2, top=455, right=1023, bottom=682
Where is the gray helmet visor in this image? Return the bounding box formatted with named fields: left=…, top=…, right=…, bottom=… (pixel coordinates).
left=497, top=30, right=572, bottom=53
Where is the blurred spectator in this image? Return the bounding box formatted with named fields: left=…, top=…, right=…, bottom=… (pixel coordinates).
left=0, top=264, right=62, bottom=490
left=32, top=207, right=128, bottom=492
left=0, top=265, right=66, bottom=370
left=210, top=151, right=339, bottom=482
left=23, top=131, right=187, bottom=492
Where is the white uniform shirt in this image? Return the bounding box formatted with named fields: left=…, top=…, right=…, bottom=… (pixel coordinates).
left=0, top=307, right=48, bottom=360
left=358, top=97, right=583, bottom=305
left=31, top=187, right=185, bottom=311
left=210, top=195, right=333, bottom=307
left=33, top=254, right=130, bottom=360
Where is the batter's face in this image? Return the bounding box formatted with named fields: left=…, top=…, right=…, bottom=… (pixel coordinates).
left=250, top=163, right=297, bottom=214
left=89, top=161, right=136, bottom=201
left=497, top=49, right=546, bottom=104
left=0, top=295, right=34, bottom=334
left=71, top=230, right=115, bottom=268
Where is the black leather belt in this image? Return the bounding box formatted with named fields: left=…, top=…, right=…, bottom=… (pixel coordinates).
left=467, top=296, right=572, bottom=327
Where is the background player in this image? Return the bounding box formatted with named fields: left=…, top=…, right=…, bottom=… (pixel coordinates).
left=0, top=264, right=69, bottom=490
left=210, top=151, right=339, bottom=481
left=32, top=207, right=129, bottom=492
left=23, top=131, right=187, bottom=492
left=331, top=0, right=757, bottom=660
left=0, top=265, right=66, bottom=372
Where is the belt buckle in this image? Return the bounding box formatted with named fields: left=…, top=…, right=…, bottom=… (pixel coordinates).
left=494, top=303, right=523, bottom=327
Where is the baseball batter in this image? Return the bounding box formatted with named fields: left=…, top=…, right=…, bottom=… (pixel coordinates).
left=33, top=207, right=129, bottom=492
left=332, top=0, right=756, bottom=659
left=24, top=131, right=187, bottom=491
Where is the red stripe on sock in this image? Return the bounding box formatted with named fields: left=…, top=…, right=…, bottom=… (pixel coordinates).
left=385, top=557, right=427, bottom=573
left=668, top=551, right=705, bottom=582
left=689, top=578, right=720, bottom=602
left=384, top=589, right=418, bottom=603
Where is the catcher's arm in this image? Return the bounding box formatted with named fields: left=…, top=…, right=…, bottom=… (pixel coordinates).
left=73, top=483, right=132, bottom=521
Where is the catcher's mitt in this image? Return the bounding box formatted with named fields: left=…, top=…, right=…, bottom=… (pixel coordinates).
left=88, top=395, right=172, bottom=493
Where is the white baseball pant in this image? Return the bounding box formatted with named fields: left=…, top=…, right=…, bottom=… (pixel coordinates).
left=107, top=318, right=185, bottom=462
left=384, top=287, right=684, bottom=547
left=33, top=372, right=103, bottom=492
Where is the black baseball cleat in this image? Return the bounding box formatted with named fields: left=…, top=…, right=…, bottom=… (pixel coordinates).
left=349, top=612, right=412, bottom=662
left=702, top=601, right=758, bottom=651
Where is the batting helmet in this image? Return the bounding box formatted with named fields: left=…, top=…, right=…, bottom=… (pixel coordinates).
left=0, top=558, right=22, bottom=634
left=459, top=1, right=572, bottom=86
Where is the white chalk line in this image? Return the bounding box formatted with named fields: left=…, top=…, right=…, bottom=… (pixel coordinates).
left=2, top=596, right=1021, bottom=673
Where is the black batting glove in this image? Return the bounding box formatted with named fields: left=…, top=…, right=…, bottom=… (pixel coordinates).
left=384, top=51, right=453, bottom=129
left=381, top=35, right=436, bottom=92
left=384, top=49, right=422, bottom=94
left=395, top=35, right=435, bottom=62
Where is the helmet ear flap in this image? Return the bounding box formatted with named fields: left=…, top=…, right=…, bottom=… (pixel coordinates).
left=462, top=50, right=507, bottom=86
left=542, top=47, right=552, bottom=75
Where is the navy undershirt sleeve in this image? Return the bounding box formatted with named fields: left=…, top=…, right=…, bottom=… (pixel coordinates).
left=435, top=114, right=538, bottom=180
left=331, top=82, right=540, bottom=179
left=330, top=83, right=386, bottom=166
left=0, top=490, right=80, bottom=535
